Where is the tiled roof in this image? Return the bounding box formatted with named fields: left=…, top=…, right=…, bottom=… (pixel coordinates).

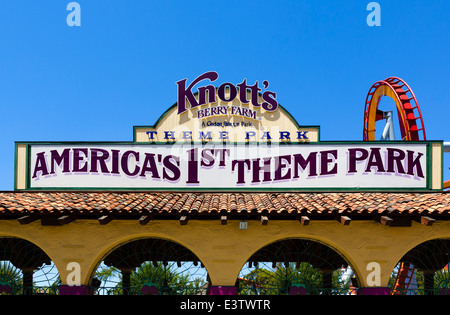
left=0, top=191, right=450, bottom=219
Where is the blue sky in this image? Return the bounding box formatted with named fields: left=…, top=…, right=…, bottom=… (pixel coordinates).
left=0, top=0, right=448, bottom=190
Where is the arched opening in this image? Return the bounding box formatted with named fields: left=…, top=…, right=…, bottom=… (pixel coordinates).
left=237, top=238, right=358, bottom=295
left=390, top=239, right=450, bottom=295
left=0, top=237, right=59, bottom=295
left=92, top=237, right=209, bottom=295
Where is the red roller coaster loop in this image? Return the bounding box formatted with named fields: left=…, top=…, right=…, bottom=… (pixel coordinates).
left=363, top=77, right=426, bottom=141
left=364, top=78, right=429, bottom=293
left=364, top=78, right=450, bottom=190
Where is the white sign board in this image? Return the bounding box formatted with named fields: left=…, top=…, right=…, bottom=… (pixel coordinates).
left=27, top=142, right=429, bottom=190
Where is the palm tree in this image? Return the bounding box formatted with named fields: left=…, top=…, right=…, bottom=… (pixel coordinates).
left=131, top=262, right=207, bottom=295
left=239, top=262, right=352, bottom=295
left=0, top=261, right=22, bottom=294
left=95, top=261, right=207, bottom=295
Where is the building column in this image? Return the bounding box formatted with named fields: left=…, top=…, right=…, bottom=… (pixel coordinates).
left=359, top=287, right=391, bottom=295
left=209, top=286, right=236, bottom=295
left=120, top=268, right=134, bottom=296
left=288, top=285, right=306, bottom=295
left=59, top=285, right=94, bottom=295
left=423, top=270, right=435, bottom=295
left=22, top=268, right=35, bottom=295
left=321, top=270, right=333, bottom=295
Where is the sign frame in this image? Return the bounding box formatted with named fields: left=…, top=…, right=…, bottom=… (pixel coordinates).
left=14, top=140, right=444, bottom=192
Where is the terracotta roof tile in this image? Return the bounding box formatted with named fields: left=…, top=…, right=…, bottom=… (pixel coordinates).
left=0, top=191, right=449, bottom=218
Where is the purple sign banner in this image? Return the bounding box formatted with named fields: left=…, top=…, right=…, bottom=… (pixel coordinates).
left=25, top=142, right=429, bottom=191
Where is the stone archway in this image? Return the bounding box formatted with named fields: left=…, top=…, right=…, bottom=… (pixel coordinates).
left=391, top=239, right=450, bottom=295
left=0, top=237, right=59, bottom=295
left=237, top=238, right=359, bottom=295
left=91, top=237, right=210, bottom=295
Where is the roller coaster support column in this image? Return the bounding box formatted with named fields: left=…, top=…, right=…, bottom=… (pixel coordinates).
left=381, top=111, right=395, bottom=141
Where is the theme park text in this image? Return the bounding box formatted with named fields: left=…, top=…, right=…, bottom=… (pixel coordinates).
left=28, top=143, right=428, bottom=190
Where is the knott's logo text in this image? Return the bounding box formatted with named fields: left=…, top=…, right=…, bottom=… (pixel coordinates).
left=176, top=71, right=278, bottom=118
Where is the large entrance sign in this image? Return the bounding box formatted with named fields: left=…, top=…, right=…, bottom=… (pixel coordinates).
left=16, top=142, right=440, bottom=191
left=134, top=71, right=319, bottom=143
left=14, top=72, right=444, bottom=191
